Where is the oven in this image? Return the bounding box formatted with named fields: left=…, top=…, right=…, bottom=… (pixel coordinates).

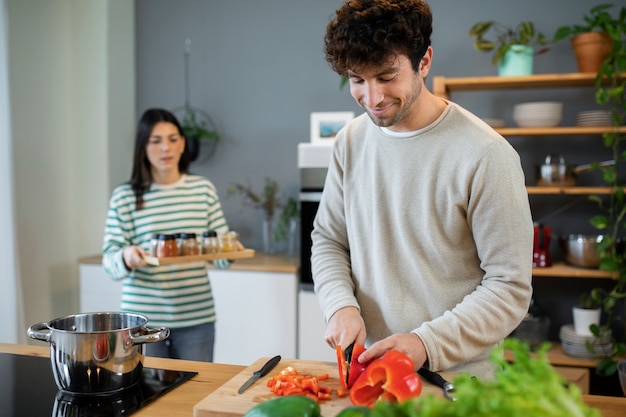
left=297, top=143, right=336, bottom=361
left=297, top=143, right=333, bottom=289
left=299, top=189, right=322, bottom=288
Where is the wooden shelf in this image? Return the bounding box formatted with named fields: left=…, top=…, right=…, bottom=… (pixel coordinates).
left=533, top=262, right=615, bottom=279
left=497, top=126, right=626, bottom=136
left=527, top=186, right=613, bottom=195
left=432, top=72, right=625, bottom=99
left=504, top=343, right=600, bottom=368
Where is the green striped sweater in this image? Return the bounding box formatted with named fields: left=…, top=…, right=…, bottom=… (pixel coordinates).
left=102, top=174, right=229, bottom=328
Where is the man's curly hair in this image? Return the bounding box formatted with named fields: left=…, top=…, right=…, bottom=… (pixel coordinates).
left=324, top=0, right=432, bottom=76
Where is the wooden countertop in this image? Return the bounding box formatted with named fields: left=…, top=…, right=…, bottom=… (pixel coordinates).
left=2, top=343, right=624, bottom=417
left=78, top=252, right=300, bottom=274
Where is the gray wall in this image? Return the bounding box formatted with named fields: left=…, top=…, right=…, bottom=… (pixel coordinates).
left=134, top=1, right=617, bottom=341
left=135, top=0, right=610, bottom=247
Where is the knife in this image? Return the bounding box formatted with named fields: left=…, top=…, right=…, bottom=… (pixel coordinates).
left=237, top=355, right=282, bottom=394
left=417, top=367, right=456, bottom=401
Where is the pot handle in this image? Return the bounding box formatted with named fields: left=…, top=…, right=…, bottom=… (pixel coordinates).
left=27, top=322, right=52, bottom=343
left=129, top=326, right=170, bottom=346
left=573, top=160, right=615, bottom=174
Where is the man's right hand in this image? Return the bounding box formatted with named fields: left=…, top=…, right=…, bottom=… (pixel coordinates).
left=324, top=306, right=366, bottom=350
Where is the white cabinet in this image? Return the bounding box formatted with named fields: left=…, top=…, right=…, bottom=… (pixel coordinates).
left=211, top=269, right=298, bottom=365
left=79, top=263, right=122, bottom=313
left=79, top=255, right=301, bottom=366
left=298, top=289, right=336, bottom=362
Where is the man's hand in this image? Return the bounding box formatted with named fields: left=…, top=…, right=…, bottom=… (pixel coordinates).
left=324, top=306, right=367, bottom=350
left=357, top=333, right=427, bottom=370
left=122, top=245, right=148, bottom=270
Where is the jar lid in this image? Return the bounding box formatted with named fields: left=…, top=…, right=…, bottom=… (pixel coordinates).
left=181, top=232, right=197, bottom=239
left=203, top=230, right=218, bottom=237
left=159, top=234, right=177, bottom=240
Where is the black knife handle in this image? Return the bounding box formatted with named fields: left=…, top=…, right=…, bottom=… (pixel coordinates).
left=256, top=355, right=281, bottom=376
left=417, top=367, right=447, bottom=388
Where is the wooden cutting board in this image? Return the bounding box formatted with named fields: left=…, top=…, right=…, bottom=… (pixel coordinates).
left=144, top=249, right=255, bottom=266
left=193, top=357, right=447, bottom=417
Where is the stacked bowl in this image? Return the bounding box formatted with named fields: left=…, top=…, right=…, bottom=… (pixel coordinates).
left=559, top=324, right=612, bottom=358
left=513, top=101, right=563, bottom=127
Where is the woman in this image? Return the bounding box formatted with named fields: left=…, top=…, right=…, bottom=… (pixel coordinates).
left=102, top=108, right=230, bottom=361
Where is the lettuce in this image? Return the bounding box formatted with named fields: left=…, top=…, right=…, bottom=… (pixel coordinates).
left=340, top=338, right=601, bottom=417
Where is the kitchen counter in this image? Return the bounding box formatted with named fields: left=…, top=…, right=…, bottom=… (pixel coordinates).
left=2, top=343, right=625, bottom=417
left=78, top=252, right=299, bottom=274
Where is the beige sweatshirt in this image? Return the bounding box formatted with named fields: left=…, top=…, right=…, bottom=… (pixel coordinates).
left=311, top=103, right=533, bottom=378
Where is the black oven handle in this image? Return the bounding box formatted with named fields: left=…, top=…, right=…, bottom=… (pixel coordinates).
left=300, top=191, right=323, bottom=202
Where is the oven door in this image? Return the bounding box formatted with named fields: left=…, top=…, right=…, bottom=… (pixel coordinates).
left=299, top=190, right=322, bottom=288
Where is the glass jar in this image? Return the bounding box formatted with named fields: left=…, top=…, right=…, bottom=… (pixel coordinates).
left=219, top=231, right=238, bottom=252
left=175, top=233, right=183, bottom=255
left=180, top=232, right=200, bottom=256
left=202, top=230, right=220, bottom=254
left=149, top=234, right=160, bottom=257
left=157, top=234, right=178, bottom=257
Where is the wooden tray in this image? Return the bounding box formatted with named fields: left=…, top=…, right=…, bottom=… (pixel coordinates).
left=144, top=249, right=255, bottom=266
left=193, top=357, right=446, bottom=417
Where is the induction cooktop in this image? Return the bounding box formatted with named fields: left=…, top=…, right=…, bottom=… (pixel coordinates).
left=0, top=352, right=197, bottom=416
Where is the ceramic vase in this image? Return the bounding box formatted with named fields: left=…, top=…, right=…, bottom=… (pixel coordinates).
left=572, top=306, right=601, bottom=336
left=498, top=45, right=534, bottom=77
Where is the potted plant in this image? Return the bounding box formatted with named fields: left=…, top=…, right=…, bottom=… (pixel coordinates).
left=469, top=20, right=549, bottom=76
left=228, top=178, right=283, bottom=254
left=274, top=197, right=300, bottom=257
left=552, top=3, right=625, bottom=73
left=178, top=106, right=221, bottom=162
left=573, top=291, right=602, bottom=336
left=585, top=21, right=626, bottom=376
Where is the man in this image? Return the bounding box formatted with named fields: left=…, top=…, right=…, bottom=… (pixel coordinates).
left=311, top=0, right=533, bottom=378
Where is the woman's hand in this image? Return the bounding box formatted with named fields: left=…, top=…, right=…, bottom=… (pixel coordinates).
left=122, top=246, right=148, bottom=270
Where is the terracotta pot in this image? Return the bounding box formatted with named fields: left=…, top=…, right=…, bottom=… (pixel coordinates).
left=571, top=32, right=613, bottom=73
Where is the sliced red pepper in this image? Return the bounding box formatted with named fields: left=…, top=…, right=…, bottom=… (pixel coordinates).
left=336, top=343, right=368, bottom=390
left=349, top=349, right=422, bottom=407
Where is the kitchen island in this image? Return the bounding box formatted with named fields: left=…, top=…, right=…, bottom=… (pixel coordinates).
left=2, top=343, right=624, bottom=417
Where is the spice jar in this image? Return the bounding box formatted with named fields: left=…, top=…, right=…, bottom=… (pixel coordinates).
left=180, top=232, right=200, bottom=256
left=156, top=234, right=178, bottom=257
left=175, top=233, right=183, bottom=255
left=219, top=231, right=238, bottom=252
left=149, top=234, right=160, bottom=257
left=202, top=230, right=220, bottom=254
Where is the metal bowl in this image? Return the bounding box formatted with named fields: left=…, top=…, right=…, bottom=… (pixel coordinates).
left=560, top=234, right=604, bottom=268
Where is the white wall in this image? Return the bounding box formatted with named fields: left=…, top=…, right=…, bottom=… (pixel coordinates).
left=0, top=0, right=22, bottom=344
left=2, top=0, right=134, bottom=340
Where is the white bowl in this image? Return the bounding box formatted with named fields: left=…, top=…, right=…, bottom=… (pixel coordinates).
left=513, top=101, right=563, bottom=127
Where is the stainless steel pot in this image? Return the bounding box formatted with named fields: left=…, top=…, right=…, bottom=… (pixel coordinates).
left=560, top=234, right=604, bottom=268
left=27, top=311, right=169, bottom=394
left=535, top=154, right=614, bottom=187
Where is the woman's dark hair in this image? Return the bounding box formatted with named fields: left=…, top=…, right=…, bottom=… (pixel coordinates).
left=129, top=108, right=190, bottom=209
left=324, top=0, right=432, bottom=75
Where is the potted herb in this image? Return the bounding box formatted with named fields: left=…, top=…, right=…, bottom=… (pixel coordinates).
left=469, top=20, right=549, bottom=76
left=552, top=3, right=625, bottom=73
left=573, top=292, right=602, bottom=336
left=178, top=106, right=221, bottom=162
left=585, top=20, right=626, bottom=375
left=228, top=178, right=283, bottom=254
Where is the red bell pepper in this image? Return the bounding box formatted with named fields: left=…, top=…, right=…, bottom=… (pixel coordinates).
left=336, top=343, right=368, bottom=390
left=348, top=349, right=422, bottom=407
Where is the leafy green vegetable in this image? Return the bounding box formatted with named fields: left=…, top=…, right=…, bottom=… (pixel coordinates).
left=340, top=339, right=600, bottom=417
